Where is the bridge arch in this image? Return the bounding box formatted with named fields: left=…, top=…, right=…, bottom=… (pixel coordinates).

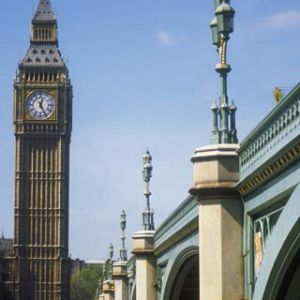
left=162, top=246, right=199, bottom=300
left=129, top=282, right=136, bottom=300
left=253, top=184, right=300, bottom=300
left=275, top=247, right=300, bottom=300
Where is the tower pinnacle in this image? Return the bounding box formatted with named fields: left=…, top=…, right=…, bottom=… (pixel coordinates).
left=33, top=0, right=56, bottom=22
left=19, top=0, right=64, bottom=69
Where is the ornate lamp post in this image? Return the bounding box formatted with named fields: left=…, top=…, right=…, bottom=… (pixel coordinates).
left=132, top=149, right=156, bottom=300
left=109, top=243, right=114, bottom=260
left=107, top=243, right=114, bottom=280
left=101, top=244, right=115, bottom=300
left=210, top=0, right=237, bottom=144
left=119, top=210, right=127, bottom=261
left=142, top=149, right=155, bottom=231
left=189, top=2, right=243, bottom=298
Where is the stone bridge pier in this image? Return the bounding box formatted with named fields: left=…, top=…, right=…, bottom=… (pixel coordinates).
left=190, top=144, right=244, bottom=300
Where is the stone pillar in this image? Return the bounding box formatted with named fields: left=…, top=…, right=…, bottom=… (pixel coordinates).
left=132, top=231, right=156, bottom=300
left=113, top=261, right=128, bottom=300
left=190, top=144, right=244, bottom=300
left=102, top=280, right=115, bottom=300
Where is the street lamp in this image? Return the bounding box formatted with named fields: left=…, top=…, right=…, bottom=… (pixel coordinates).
left=142, top=149, right=154, bottom=231
left=215, top=1, right=235, bottom=35
left=142, top=150, right=153, bottom=183
left=210, top=17, right=220, bottom=47
left=119, top=210, right=127, bottom=261
left=210, top=0, right=237, bottom=144
left=109, top=243, right=114, bottom=260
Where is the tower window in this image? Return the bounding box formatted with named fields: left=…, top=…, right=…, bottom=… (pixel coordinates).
left=36, top=57, right=41, bottom=62
left=41, top=49, right=46, bottom=54
left=33, top=49, right=38, bottom=54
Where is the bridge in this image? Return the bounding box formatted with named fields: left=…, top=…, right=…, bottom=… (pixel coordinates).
left=97, top=1, right=300, bottom=299
left=114, top=82, right=300, bottom=300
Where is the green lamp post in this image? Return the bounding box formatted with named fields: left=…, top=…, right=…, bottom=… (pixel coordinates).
left=210, top=0, right=238, bottom=144
left=109, top=243, right=114, bottom=260
left=119, top=210, right=127, bottom=261
left=142, top=149, right=155, bottom=231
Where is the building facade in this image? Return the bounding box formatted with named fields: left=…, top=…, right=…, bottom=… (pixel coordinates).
left=1, top=0, right=72, bottom=299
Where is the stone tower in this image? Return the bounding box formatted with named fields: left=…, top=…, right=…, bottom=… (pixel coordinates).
left=11, top=0, right=72, bottom=299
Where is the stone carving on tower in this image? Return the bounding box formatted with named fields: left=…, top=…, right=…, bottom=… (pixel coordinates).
left=3, top=0, right=73, bottom=299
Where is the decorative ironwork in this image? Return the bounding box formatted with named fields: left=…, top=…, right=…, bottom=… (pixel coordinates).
left=239, top=87, right=300, bottom=179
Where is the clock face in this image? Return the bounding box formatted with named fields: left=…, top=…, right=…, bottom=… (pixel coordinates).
left=25, top=91, right=55, bottom=120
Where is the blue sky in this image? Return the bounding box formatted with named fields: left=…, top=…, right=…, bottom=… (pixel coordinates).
left=0, top=0, right=299, bottom=260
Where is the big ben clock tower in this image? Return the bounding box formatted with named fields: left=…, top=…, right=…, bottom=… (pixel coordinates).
left=11, top=1, right=72, bottom=299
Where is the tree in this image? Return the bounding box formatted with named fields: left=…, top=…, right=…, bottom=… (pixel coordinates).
left=71, top=265, right=103, bottom=300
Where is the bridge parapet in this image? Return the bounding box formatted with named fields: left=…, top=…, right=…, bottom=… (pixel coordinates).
left=154, top=196, right=198, bottom=255
left=239, top=82, right=300, bottom=195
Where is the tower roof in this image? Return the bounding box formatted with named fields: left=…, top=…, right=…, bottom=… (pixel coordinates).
left=19, top=0, right=66, bottom=69
left=33, top=0, right=56, bottom=22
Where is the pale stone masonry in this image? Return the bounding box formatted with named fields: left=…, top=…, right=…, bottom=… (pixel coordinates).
left=132, top=231, right=156, bottom=300
left=190, top=144, right=244, bottom=300
left=113, top=261, right=128, bottom=300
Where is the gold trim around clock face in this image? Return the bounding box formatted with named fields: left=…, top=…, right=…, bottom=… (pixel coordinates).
left=24, top=89, right=57, bottom=122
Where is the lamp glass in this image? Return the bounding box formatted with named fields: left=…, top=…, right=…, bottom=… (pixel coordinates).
left=216, top=8, right=234, bottom=34
left=210, top=21, right=220, bottom=46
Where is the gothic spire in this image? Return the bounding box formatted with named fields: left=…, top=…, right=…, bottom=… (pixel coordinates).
left=33, top=0, right=56, bottom=22
left=19, top=0, right=65, bottom=68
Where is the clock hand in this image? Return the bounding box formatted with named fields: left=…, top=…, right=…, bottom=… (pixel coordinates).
left=39, top=99, right=47, bottom=116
